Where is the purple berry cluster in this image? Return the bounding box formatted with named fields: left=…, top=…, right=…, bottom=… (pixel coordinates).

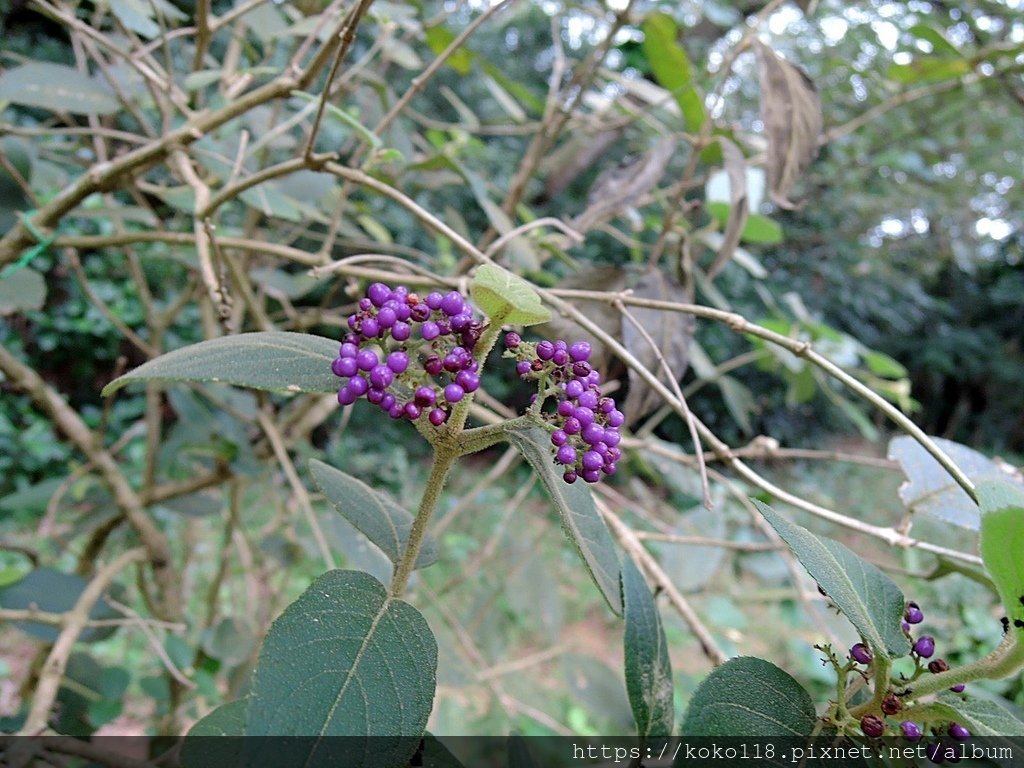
left=854, top=599, right=972, bottom=749
left=505, top=333, right=623, bottom=484
left=331, top=283, right=483, bottom=425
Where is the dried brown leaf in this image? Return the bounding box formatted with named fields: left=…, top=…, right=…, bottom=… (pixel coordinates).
left=707, top=138, right=749, bottom=280
left=621, top=269, right=694, bottom=424
left=754, top=41, right=823, bottom=210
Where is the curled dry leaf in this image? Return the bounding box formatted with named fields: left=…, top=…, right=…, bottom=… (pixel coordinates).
left=707, top=138, right=750, bottom=280
left=572, top=137, right=677, bottom=232
left=753, top=41, right=823, bottom=210
left=621, top=268, right=694, bottom=424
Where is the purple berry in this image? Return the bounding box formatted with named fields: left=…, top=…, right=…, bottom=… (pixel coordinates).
left=602, top=461, right=617, bottom=475
left=565, top=380, right=584, bottom=399
left=914, top=635, right=936, bottom=658
left=569, top=341, right=591, bottom=362
left=607, top=409, right=625, bottom=427
left=581, top=469, right=601, bottom=484
left=356, top=349, right=378, bottom=371
left=536, top=340, right=555, bottom=361
left=393, top=302, right=411, bottom=322
left=505, top=332, right=521, bottom=349
left=926, top=743, right=945, bottom=764
left=581, top=450, right=603, bottom=472
left=900, top=721, right=923, bottom=742
left=390, top=321, right=410, bottom=341
left=563, top=417, right=581, bottom=435
left=582, top=423, right=605, bottom=445
left=440, top=291, right=465, bottom=316
left=388, top=403, right=404, bottom=419
left=425, top=291, right=443, bottom=310
left=444, top=383, right=465, bottom=403
left=404, top=402, right=421, bottom=420
left=358, top=297, right=373, bottom=311
left=947, top=723, right=970, bottom=741
left=337, top=387, right=357, bottom=406
left=556, top=445, right=577, bottom=465
left=906, top=602, right=924, bottom=624
left=551, top=430, right=568, bottom=447
left=516, top=361, right=531, bottom=377
left=387, top=351, right=409, bottom=374
left=361, top=317, right=380, bottom=338
left=421, top=321, right=441, bottom=341
left=902, top=621, right=912, bottom=633
left=860, top=714, right=885, bottom=738
left=367, top=282, right=390, bottom=306
left=604, top=430, right=621, bottom=447
left=376, top=307, right=396, bottom=328
left=574, top=406, right=595, bottom=427
left=369, top=364, right=393, bottom=389
left=450, top=312, right=472, bottom=332
left=410, top=303, right=431, bottom=322
left=557, top=399, right=575, bottom=418
left=332, top=357, right=352, bottom=377
left=577, top=390, right=599, bottom=409
left=429, top=408, right=447, bottom=426
left=598, top=397, right=614, bottom=413
left=380, top=393, right=396, bottom=411
left=949, top=683, right=965, bottom=693
left=366, top=388, right=384, bottom=405
left=414, top=386, right=436, bottom=407
left=348, top=376, right=369, bottom=396
left=340, top=342, right=358, bottom=358
left=563, top=471, right=578, bottom=484
left=850, top=643, right=873, bottom=665
left=552, top=349, right=569, bottom=366
left=455, top=370, right=479, bottom=393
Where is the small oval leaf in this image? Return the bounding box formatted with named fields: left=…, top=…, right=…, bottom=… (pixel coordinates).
left=0, top=63, right=121, bottom=115
left=245, top=570, right=436, bottom=768
left=622, top=557, right=674, bottom=738
left=309, top=459, right=438, bottom=570
left=754, top=500, right=909, bottom=659
left=470, top=264, right=550, bottom=326
left=102, top=332, right=340, bottom=396
left=680, top=656, right=816, bottom=738
left=504, top=425, right=622, bottom=614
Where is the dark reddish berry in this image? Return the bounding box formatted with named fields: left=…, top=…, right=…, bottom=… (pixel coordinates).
left=928, top=659, right=949, bottom=674
left=428, top=408, right=447, bottom=426
left=882, top=693, right=901, bottom=715
left=860, top=714, right=885, bottom=738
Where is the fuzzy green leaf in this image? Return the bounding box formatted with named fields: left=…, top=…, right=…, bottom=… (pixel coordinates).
left=504, top=425, right=622, bottom=614
left=102, top=332, right=340, bottom=396
left=622, top=557, right=673, bottom=738
left=309, top=459, right=437, bottom=570
left=680, top=657, right=816, bottom=739
left=754, top=500, right=909, bottom=659
left=470, top=264, right=550, bottom=326
left=245, top=570, right=436, bottom=768
left=642, top=13, right=705, bottom=131
left=978, top=480, right=1024, bottom=628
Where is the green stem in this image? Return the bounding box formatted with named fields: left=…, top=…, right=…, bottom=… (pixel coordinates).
left=389, top=450, right=456, bottom=597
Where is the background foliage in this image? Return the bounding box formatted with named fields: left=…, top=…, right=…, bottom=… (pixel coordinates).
left=1, top=0, right=1022, bottom=752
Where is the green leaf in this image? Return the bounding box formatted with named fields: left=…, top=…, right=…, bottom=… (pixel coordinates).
left=680, top=656, right=816, bottom=738
left=245, top=570, right=436, bottom=768
left=707, top=204, right=784, bottom=244
left=418, top=735, right=469, bottom=767
left=201, top=617, right=257, bottom=667
left=470, top=264, right=550, bottom=326
left=0, top=63, right=120, bottom=115
left=753, top=501, right=909, bottom=659
left=308, top=459, right=438, bottom=570
left=978, top=481, right=1024, bottom=627
left=622, top=557, right=673, bottom=738
left=907, top=23, right=961, bottom=57
left=862, top=349, right=907, bottom=379
left=180, top=699, right=248, bottom=768
left=504, top=425, right=622, bottom=615
left=641, top=12, right=705, bottom=131
left=936, top=692, right=1024, bottom=736
left=0, top=268, right=46, bottom=315
left=0, top=568, right=119, bottom=643
left=102, top=332, right=340, bottom=396
left=888, top=57, right=971, bottom=84
left=424, top=26, right=473, bottom=75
